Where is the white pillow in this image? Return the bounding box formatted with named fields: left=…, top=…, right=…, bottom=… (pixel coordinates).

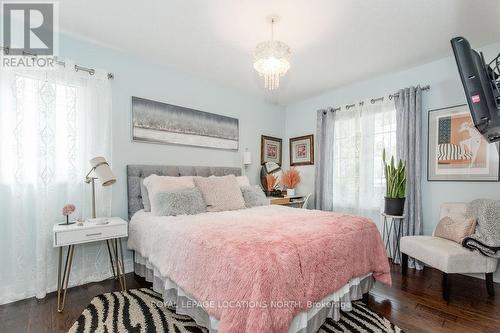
left=193, top=175, right=246, bottom=212
left=143, top=175, right=195, bottom=213
left=236, top=175, right=250, bottom=187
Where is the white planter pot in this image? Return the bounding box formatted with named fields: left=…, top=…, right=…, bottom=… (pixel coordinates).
left=287, top=188, right=295, bottom=196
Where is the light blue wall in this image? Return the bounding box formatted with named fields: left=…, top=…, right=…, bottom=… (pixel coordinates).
left=58, top=34, right=286, bottom=271
left=285, top=41, right=500, bottom=280
left=59, top=34, right=285, bottom=220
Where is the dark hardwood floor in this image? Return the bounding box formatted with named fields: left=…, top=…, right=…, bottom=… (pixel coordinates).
left=0, top=265, right=498, bottom=333
left=0, top=274, right=150, bottom=333
left=368, top=265, right=500, bottom=333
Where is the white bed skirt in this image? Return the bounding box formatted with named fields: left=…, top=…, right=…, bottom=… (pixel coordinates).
left=134, top=253, right=374, bottom=333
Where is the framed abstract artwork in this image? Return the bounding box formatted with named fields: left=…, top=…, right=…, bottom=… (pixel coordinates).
left=261, top=135, right=282, bottom=165
left=290, top=135, right=314, bottom=166
left=132, top=96, right=239, bottom=150
left=428, top=104, right=499, bottom=181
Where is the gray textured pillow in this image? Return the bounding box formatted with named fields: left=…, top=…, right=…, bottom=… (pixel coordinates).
left=152, top=188, right=206, bottom=216
left=140, top=179, right=151, bottom=212
left=241, top=185, right=269, bottom=208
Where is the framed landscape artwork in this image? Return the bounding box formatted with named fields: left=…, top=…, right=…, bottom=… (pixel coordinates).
left=290, top=135, right=314, bottom=166
left=428, top=104, right=499, bottom=181
left=132, top=96, right=239, bottom=150
left=261, top=135, right=282, bottom=165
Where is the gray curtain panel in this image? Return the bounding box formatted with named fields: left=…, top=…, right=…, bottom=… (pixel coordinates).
left=314, top=108, right=335, bottom=210
left=395, top=86, right=424, bottom=269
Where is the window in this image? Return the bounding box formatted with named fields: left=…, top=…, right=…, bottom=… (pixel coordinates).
left=0, top=75, right=79, bottom=185
left=0, top=66, right=112, bottom=304
left=332, top=98, right=396, bottom=220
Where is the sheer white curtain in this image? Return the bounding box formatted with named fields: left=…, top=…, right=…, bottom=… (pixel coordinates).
left=0, top=61, right=113, bottom=304
left=332, top=96, right=397, bottom=224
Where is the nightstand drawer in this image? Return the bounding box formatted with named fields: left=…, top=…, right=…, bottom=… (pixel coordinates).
left=54, top=223, right=127, bottom=247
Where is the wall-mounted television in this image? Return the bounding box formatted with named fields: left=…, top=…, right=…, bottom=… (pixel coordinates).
left=451, top=37, right=500, bottom=142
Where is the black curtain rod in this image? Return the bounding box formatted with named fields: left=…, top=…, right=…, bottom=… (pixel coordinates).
left=326, top=85, right=430, bottom=113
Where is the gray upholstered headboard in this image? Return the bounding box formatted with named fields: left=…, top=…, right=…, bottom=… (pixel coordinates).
left=127, top=165, right=241, bottom=219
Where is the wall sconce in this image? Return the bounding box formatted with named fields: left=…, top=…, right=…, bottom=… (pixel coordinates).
left=243, top=148, right=252, bottom=175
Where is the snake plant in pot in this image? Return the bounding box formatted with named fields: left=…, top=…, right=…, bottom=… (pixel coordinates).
left=383, top=149, right=406, bottom=216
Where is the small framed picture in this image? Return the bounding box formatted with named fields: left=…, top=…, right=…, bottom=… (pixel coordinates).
left=428, top=104, right=499, bottom=181
left=290, top=135, right=314, bottom=166
left=261, top=135, right=282, bottom=165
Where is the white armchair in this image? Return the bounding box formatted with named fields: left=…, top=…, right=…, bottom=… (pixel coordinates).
left=400, top=202, right=498, bottom=300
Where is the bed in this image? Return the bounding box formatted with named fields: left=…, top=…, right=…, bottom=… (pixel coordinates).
left=126, top=165, right=391, bottom=333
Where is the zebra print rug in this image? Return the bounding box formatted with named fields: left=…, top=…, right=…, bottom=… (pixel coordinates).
left=69, top=288, right=403, bottom=333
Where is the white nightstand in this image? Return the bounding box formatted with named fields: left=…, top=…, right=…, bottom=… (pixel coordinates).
left=53, top=217, right=128, bottom=312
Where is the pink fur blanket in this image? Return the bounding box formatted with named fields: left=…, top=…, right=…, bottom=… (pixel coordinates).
left=128, top=205, right=391, bottom=333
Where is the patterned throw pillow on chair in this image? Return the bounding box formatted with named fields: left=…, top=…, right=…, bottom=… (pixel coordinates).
left=434, top=216, right=477, bottom=244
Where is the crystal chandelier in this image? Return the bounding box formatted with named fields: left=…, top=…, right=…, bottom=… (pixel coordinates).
left=253, top=17, right=291, bottom=90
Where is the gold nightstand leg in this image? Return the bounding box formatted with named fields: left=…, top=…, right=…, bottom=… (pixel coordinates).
left=118, top=238, right=127, bottom=290
left=111, top=239, right=122, bottom=289
left=56, top=247, right=62, bottom=310
left=57, top=245, right=75, bottom=313
left=106, top=240, right=117, bottom=279
left=109, top=239, right=126, bottom=291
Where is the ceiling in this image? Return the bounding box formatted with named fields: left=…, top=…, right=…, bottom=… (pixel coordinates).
left=59, top=0, right=500, bottom=105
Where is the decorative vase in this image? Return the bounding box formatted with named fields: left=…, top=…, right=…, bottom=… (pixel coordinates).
left=384, top=197, right=405, bottom=216
left=287, top=188, right=295, bottom=196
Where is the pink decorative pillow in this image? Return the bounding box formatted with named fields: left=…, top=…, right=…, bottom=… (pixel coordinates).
left=143, top=175, right=195, bottom=213
left=236, top=176, right=250, bottom=187
left=193, top=175, right=246, bottom=212
left=434, top=216, right=477, bottom=243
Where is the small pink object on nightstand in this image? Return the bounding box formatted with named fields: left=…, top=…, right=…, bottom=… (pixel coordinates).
left=61, top=204, right=76, bottom=225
